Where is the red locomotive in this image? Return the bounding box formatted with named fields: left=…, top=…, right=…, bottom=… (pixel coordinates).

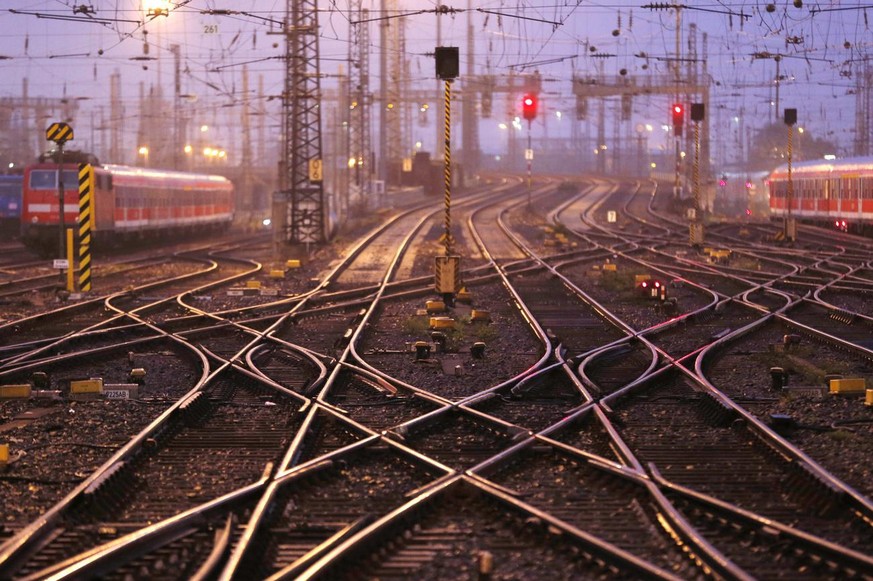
left=21, top=156, right=233, bottom=253
left=768, top=156, right=873, bottom=233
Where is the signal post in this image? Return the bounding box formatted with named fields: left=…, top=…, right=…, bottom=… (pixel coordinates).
left=434, top=47, right=461, bottom=304
left=689, top=103, right=705, bottom=246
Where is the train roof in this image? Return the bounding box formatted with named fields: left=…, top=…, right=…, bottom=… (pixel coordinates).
left=769, top=155, right=873, bottom=178
left=100, top=164, right=232, bottom=184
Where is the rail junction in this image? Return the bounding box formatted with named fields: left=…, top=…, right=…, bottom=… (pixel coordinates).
left=0, top=177, right=871, bottom=580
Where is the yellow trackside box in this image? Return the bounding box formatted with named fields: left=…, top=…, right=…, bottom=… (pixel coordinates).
left=270, top=269, right=285, bottom=279
left=0, top=384, right=32, bottom=399
left=0, top=444, right=8, bottom=464
left=430, top=317, right=455, bottom=330
left=866, top=389, right=873, bottom=406
left=426, top=300, right=446, bottom=314
left=246, top=280, right=262, bottom=289
left=471, top=309, right=491, bottom=323
left=603, top=263, right=617, bottom=272
left=70, top=378, right=103, bottom=394
left=634, top=274, right=651, bottom=284
left=286, top=259, right=302, bottom=269
left=829, top=377, right=866, bottom=395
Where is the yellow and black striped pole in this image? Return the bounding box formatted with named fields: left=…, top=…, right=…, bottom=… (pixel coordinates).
left=77, top=163, right=93, bottom=292
left=443, top=79, right=453, bottom=256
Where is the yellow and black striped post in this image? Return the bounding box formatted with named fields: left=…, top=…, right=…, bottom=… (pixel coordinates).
left=77, top=163, right=93, bottom=292
left=443, top=79, right=453, bottom=256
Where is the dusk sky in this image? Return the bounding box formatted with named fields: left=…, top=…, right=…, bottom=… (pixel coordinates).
left=0, top=1, right=869, bottom=169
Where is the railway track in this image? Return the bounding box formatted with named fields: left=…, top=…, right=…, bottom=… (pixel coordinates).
left=1, top=178, right=872, bottom=579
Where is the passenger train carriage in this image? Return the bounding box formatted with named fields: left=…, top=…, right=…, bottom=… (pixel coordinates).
left=21, top=161, right=234, bottom=252
left=768, top=156, right=873, bottom=232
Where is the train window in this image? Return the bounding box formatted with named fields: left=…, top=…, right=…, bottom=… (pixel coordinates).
left=30, top=170, right=77, bottom=190
left=97, top=173, right=113, bottom=190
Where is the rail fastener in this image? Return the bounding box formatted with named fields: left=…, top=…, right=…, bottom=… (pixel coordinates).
left=829, top=378, right=866, bottom=395
left=0, top=384, right=32, bottom=399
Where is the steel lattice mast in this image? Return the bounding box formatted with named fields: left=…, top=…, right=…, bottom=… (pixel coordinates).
left=278, top=0, right=325, bottom=245
left=347, top=5, right=371, bottom=209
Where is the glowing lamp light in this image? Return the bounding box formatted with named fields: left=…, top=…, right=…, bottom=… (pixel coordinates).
left=719, top=179, right=727, bottom=187
left=144, top=0, right=171, bottom=17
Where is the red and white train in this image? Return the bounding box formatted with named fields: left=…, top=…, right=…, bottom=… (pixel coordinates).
left=21, top=159, right=234, bottom=252
left=768, top=156, right=873, bottom=232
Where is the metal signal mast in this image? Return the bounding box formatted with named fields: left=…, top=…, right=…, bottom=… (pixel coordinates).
left=276, top=0, right=326, bottom=246
left=347, top=5, right=372, bottom=210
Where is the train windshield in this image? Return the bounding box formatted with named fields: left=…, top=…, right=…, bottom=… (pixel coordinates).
left=29, top=170, right=79, bottom=190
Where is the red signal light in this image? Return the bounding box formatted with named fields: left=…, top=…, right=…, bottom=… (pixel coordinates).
left=671, top=103, right=684, bottom=136
left=522, top=94, right=537, bottom=121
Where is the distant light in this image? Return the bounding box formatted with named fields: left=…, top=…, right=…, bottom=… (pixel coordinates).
left=498, top=123, right=508, bottom=130
left=599, top=144, right=607, bottom=150
left=415, top=141, right=422, bottom=149
left=184, top=144, right=193, bottom=154
left=144, top=0, right=171, bottom=16
left=745, top=181, right=752, bottom=189
left=200, top=125, right=209, bottom=133
left=555, top=111, right=563, bottom=120
left=204, top=147, right=213, bottom=156
left=348, top=157, right=356, bottom=169
left=494, top=155, right=502, bottom=161
left=719, top=179, right=727, bottom=187
left=680, top=151, right=686, bottom=158
left=824, top=154, right=836, bottom=160
left=645, top=124, right=653, bottom=132
left=650, top=162, right=657, bottom=168
left=798, top=127, right=804, bottom=134
left=218, top=150, right=226, bottom=158
left=262, top=218, right=271, bottom=227
left=746, top=208, right=752, bottom=215
left=7, top=163, right=13, bottom=169
left=138, top=146, right=149, bottom=155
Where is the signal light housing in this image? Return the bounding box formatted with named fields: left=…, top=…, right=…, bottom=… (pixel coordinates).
left=522, top=94, right=537, bottom=121
left=672, top=103, right=684, bottom=136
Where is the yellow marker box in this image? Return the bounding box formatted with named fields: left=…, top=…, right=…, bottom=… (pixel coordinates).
left=286, top=259, right=302, bottom=269
left=0, top=384, right=32, bottom=399
left=829, top=378, right=866, bottom=395
left=70, top=378, right=103, bottom=394
left=430, top=317, right=455, bottom=330
left=426, top=300, right=446, bottom=314
left=0, top=444, right=8, bottom=464
left=471, top=309, right=491, bottom=323
left=866, top=389, right=873, bottom=407
left=245, top=280, right=262, bottom=289
left=269, top=269, right=285, bottom=279
left=603, top=263, right=617, bottom=272
left=634, top=274, right=651, bottom=284
left=456, top=288, right=473, bottom=303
